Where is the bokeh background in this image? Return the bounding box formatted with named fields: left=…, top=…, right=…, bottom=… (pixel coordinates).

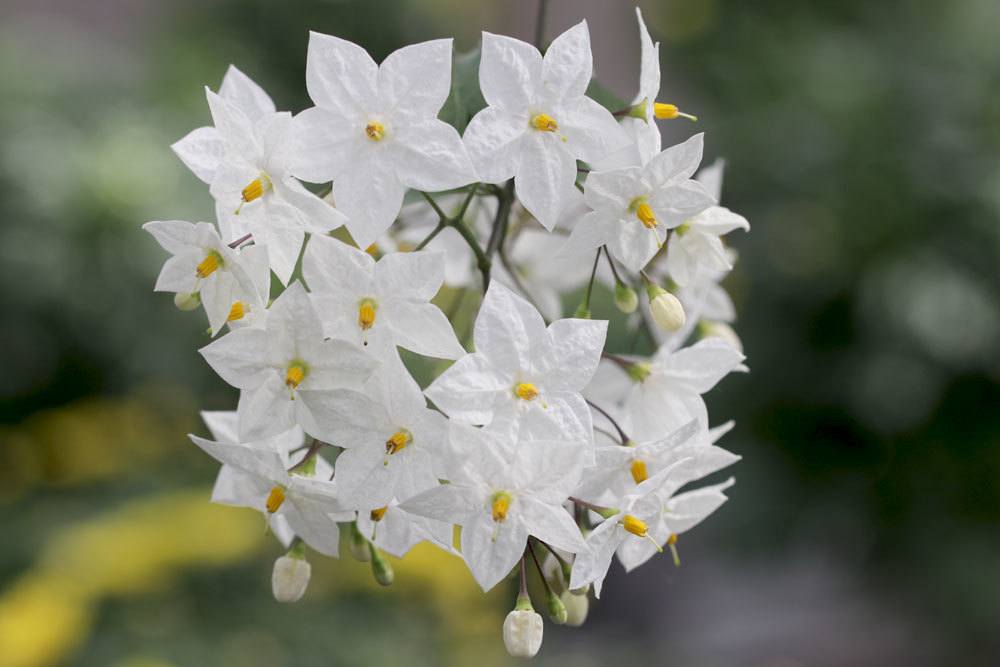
left=2, top=0, right=999, bottom=665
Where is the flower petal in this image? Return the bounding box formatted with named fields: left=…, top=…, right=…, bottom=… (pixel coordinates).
left=171, top=126, right=223, bottom=184
left=306, top=31, right=378, bottom=117
left=514, top=132, right=576, bottom=230
left=541, top=21, right=592, bottom=101
left=378, top=39, right=453, bottom=117
left=479, top=32, right=542, bottom=113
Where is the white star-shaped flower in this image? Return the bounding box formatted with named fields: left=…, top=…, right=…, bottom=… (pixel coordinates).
left=172, top=66, right=345, bottom=284
left=199, top=281, right=378, bottom=441
left=463, top=21, right=628, bottom=229
left=564, top=133, right=716, bottom=272
left=401, top=426, right=587, bottom=591
left=356, top=498, right=455, bottom=559
left=143, top=219, right=263, bottom=335
left=302, top=235, right=465, bottom=360
left=424, top=281, right=606, bottom=456
left=189, top=434, right=354, bottom=557
left=308, top=351, right=447, bottom=509
left=291, top=34, right=475, bottom=248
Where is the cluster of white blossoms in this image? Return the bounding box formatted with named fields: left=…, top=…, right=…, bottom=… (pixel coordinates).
left=145, top=8, right=749, bottom=659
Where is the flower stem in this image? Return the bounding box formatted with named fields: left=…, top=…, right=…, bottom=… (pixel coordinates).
left=581, top=248, right=601, bottom=311
left=585, top=398, right=630, bottom=445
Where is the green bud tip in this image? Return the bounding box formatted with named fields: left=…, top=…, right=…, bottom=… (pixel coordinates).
left=546, top=589, right=568, bottom=624
left=614, top=284, right=638, bottom=314
left=369, top=544, right=394, bottom=586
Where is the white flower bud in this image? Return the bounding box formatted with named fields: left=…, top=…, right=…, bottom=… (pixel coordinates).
left=647, top=285, right=686, bottom=332
left=560, top=590, right=589, bottom=627
left=700, top=320, right=743, bottom=352
left=614, top=284, right=638, bottom=314
left=271, top=550, right=310, bottom=603
left=503, top=608, right=544, bottom=659
left=173, top=291, right=201, bottom=311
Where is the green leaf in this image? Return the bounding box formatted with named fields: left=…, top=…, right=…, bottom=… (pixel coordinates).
left=439, top=48, right=486, bottom=134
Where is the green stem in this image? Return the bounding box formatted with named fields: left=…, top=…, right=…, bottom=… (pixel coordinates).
left=414, top=220, right=446, bottom=250
left=419, top=191, right=448, bottom=222
left=581, top=249, right=601, bottom=310
left=603, top=245, right=624, bottom=286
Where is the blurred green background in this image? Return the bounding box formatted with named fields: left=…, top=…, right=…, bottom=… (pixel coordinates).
left=2, top=0, right=999, bottom=665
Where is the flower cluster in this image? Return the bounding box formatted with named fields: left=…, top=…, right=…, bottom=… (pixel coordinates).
left=145, top=8, right=749, bottom=659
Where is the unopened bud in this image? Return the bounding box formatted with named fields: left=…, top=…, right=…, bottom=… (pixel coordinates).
left=560, top=590, right=589, bottom=627
left=545, top=589, right=568, bottom=624
left=173, top=291, right=201, bottom=311
left=271, top=544, right=310, bottom=603
left=503, top=606, right=544, bottom=659
left=699, top=320, right=743, bottom=352
left=370, top=544, right=394, bottom=586
left=573, top=303, right=591, bottom=319
left=349, top=521, right=371, bottom=562
left=647, top=284, right=686, bottom=332
left=614, top=284, right=638, bottom=314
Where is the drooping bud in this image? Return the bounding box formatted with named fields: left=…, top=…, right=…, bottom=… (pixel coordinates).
left=514, top=383, right=539, bottom=401
left=265, top=486, right=286, bottom=514
left=630, top=459, right=648, bottom=484
left=369, top=544, right=394, bottom=586
left=530, top=113, right=558, bottom=132
left=647, top=284, right=686, bottom=332
left=572, top=303, right=591, bottom=319
left=173, top=291, right=201, bottom=311
left=560, top=590, right=589, bottom=627
left=545, top=588, right=568, bottom=625
left=349, top=521, right=371, bottom=562
left=195, top=251, right=222, bottom=279
left=271, top=543, right=310, bottom=603
left=699, top=320, right=743, bottom=352
left=653, top=102, right=698, bottom=122
left=503, top=598, right=544, bottom=659
left=365, top=121, right=385, bottom=141
left=614, top=284, right=638, bottom=314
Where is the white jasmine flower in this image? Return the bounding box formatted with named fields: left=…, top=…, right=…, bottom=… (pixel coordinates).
left=199, top=282, right=378, bottom=441
left=291, top=34, right=475, bottom=249
left=463, top=22, right=628, bottom=229
left=188, top=436, right=354, bottom=556
left=402, top=432, right=587, bottom=592
left=424, top=281, right=606, bottom=454
left=564, top=133, right=715, bottom=272
left=302, top=234, right=465, bottom=360
left=172, top=66, right=345, bottom=284
left=143, top=219, right=262, bottom=335
left=665, top=158, right=750, bottom=286
left=309, top=351, right=447, bottom=509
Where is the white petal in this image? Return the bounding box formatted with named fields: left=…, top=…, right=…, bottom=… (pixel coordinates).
left=479, top=32, right=542, bottom=113
left=143, top=219, right=199, bottom=255
left=474, top=281, right=548, bottom=372
left=543, top=318, right=607, bottom=390
left=374, top=249, right=443, bottom=302
left=400, top=483, right=482, bottom=523
left=424, top=353, right=508, bottom=423
left=559, top=96, right=629, bottom=164
left=462, top=512, right=528, bottom=592
left=541, top=21, right=592, bottom=101
left=695, top=158, right=725, bottom=201
left=606, top=214, right=661, bottom=273
left=645, top=133, right=704, bottom=188
left=171, top=126, right=223, bottom=184
left=301, top=388, right=384, bottom=448
left=199, top=327, right=270, bottom=389
left=387, top=300, right=466, bottom=360
left=694, top=206, right=750, bottom=235
left=332, top=155, right=406, bottom=250
left=284, top=501, right=342, bottom=557
left=305, top=31, right=377, bottom=117
left=664, top=477, right=734, bottom=534
left=205, top=88, right=259, bottom=159
left=189, top=435, right=284, bottom=483
left=657, top=337, right=745, bottom=393
left=515, top=133, right=575, bottom=230
left=520, top=497, right=586, bottom=554
left=302, top=234, right=374, bottom=296
left=378, top=39, right=453, bottom=117
left=392, top=119, right=476, bottom=192
left=277, top=176, right=347, bottom=234
left=634, top=8, right=661, bottom=104
left=219, top=64, right=276, bottom=120
left=462, top=107, right=525, bottom=184
left=237, top=378, right=297, bottom=441
left=290, top=106, right=364, bottom=183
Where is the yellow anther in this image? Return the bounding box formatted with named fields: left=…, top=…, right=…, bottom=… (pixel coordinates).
left=285, top=363, right=306, bottom=389
left=636, top=202, right=657, bottom=229
left=195, top=251, right=221, bottom=279
left=365, top=243, right=379, bottom=257
left=365, top=121, right=385, bottom=141
left=370, top=506, right=388, bottom=522
left=653, top=102, right=698, bottom=122
left=265, top=486, right=286, bottom=514
left=630, top=459, right=648, bottom=484
left=491, top=492, right=512, bottom=523
left=667, top=533, right=681, bottom=567
left=226, top=301, right=247, bottom=322
left=358, top=298, right=377, bottom=331
left=530, top=113, right=558, bottom=132
left=385, top=429, right=412, bottom=456
left=241, top=178, right=264, bottom=203
left=667, top=533, right=678, bottom=546
left=622, top=514, right=648, bottom=537
left=514, top=383, right=539, bottom=401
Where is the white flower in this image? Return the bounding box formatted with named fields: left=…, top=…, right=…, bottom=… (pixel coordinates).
left=463, top=22, right=628, bottom=229
left=308, top=351, right=447, bottom=509
left=401, top=428, right=586, bottom=591
left=665, top=158, right=749, bottom=286
left=172, top=66, right=345, bottom=284
left=564, top=133, right=715, bottom=272
left=143, top=219, right=262, bottom=335
left=355, top=498, right=455, bottom=559
left=424, top=281, right=606, bottom=454
left=503, top=608, right=544, bottom=659
left=291, top=34, right=475, bottom=249
left=199, top=281, right=378, bottom=441
left=272, top=550, right=311, bottom=603
left=188, top=435, right=353, bottom=556
left=302, top=235, right=465, bottom=359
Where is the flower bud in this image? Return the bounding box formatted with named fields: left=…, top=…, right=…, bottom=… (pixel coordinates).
left=614, top=284, right=638, bottom=314
left=503, top=606, right=544, bottom=659
left=369, top=544, right=394, bottom=586
left=646, top=284, right=686, bottom=332
left=572, top=303, right=591, bottom=319
left=173, top=291, right=201, bottom=311
left=699, top=320, right=743, bottom=352
left=545, top=589, right=568, bottom=624
left=560, top=590, right=589, bottom=627
left=349, top=522, right=371, bottom=562
left=271, top=545, right=310, bottom=603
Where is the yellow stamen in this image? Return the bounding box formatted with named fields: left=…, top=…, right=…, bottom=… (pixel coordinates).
left=265, top=486, right=286, bottom=514
left=226, top=301, right=247, bottom=322
left=653, top=102, right=698, bottom=122
left=667, top=533, right=681, bottom=567
left=630, top=459, right=648, bottom=484
left=491, top=492, right=512, bottom=523
left=365, top=121, right=385, bottom=141
left=514, top=382, right=539, bottom=401
left=195, top=252, right=221, bottom=279
left=530, top=113, right=558, bottom=132
left=285, top=363, right=306, bottom=389
left=241, top=178, right=264, bottom=203
left=370, top=506, right=388, bottom=522
left=622, top=514, right=648, bottom=537
left=358, top=298, right=377, bottom=331
left=636, top=202, right=657, bottom=229
left=365, top=243, right=380, bottom=257
left=385, top=429, right=412, bottom=456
